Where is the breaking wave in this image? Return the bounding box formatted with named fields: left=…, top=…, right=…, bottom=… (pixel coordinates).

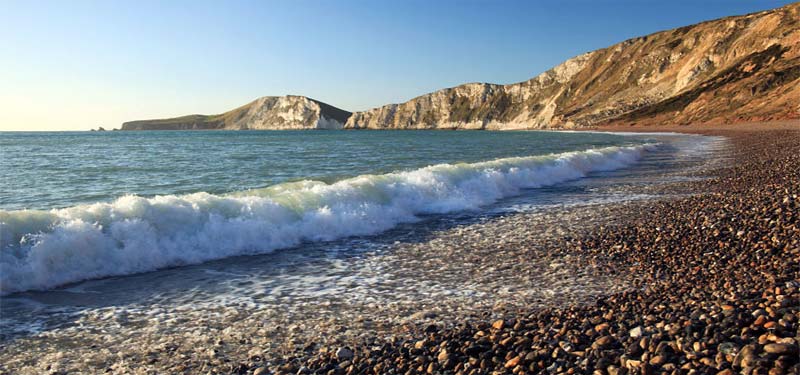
left=0, top=143, right=657, bottom=294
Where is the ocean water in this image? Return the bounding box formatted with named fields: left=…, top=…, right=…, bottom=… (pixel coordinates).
left=0, top=130, right=710, bottom=296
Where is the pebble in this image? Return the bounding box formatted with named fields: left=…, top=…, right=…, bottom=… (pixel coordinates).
left=593, top=336, right=615, bottom=350
left=335, top=347, right=354, bottom=360
left=763, top=343, right=798, bottom=355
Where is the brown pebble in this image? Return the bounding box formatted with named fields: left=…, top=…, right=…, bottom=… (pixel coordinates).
left=649, top=355, right=666, bottom=366
left=763, top=343, right=798, bottom=355
left=593, top=336, right=615, bottom=350
left=492, top=319, right=505, bottom=330
left=505, top=356, right=520, bottom=369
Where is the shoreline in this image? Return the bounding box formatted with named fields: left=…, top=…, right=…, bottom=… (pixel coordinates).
left=1, top=122, right=797, bottom=375
left=250, top=122, right=799, bottom=374
left=592, top=119, right=800, bottom=134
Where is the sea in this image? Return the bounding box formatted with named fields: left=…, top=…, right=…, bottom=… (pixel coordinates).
left=0, top=130, right=724, bottom=341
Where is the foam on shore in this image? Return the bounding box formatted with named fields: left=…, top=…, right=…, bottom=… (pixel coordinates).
left=0, top=144, right=657, bottom=294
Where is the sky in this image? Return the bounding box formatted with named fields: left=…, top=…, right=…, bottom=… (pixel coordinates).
left=0, top=0, right=795, bottom=131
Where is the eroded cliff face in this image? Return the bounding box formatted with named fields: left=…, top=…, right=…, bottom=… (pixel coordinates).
left=121, top=96, right=351, bottom=130
left=123, top=3, right=799, bottom=131
left=345, top=2, right=800, bottom=129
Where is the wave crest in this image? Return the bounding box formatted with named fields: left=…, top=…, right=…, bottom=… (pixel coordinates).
left=0, top=144, right=656, bottom=294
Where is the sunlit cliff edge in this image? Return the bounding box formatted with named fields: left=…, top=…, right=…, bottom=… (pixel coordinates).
left=123, top=3, right=799, bottom=130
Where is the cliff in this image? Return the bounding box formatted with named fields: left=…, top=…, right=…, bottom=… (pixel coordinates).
left=123, top=3, right=799, bottom=131
left=345, top=2, right=800, bottom=129
left=121, top=96, right=351, bottom=130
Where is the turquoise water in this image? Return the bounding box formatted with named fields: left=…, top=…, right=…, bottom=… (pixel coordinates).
left=0, top=130, right=671, bottom=295
left=1, top=130, right=644, bottom=210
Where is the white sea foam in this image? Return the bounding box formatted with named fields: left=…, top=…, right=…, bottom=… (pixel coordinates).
left=0, top=144, right=657, bottom=294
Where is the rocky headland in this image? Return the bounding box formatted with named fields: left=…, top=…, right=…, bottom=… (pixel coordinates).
left=123, top=3, right=799, bottom=131
left=121, top=96, right=351, bottom=130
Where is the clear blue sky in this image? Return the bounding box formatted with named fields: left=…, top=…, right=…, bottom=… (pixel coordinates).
left=0, top=0, right=794, bottom=130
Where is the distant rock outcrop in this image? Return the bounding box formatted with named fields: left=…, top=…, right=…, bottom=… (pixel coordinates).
left=121, top=96, right=351, bottom=130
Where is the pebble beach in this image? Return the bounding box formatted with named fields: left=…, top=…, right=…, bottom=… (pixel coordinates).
left=1, top=123, right=797, bottom=375
left=272, top=125, right=799, bottom=375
